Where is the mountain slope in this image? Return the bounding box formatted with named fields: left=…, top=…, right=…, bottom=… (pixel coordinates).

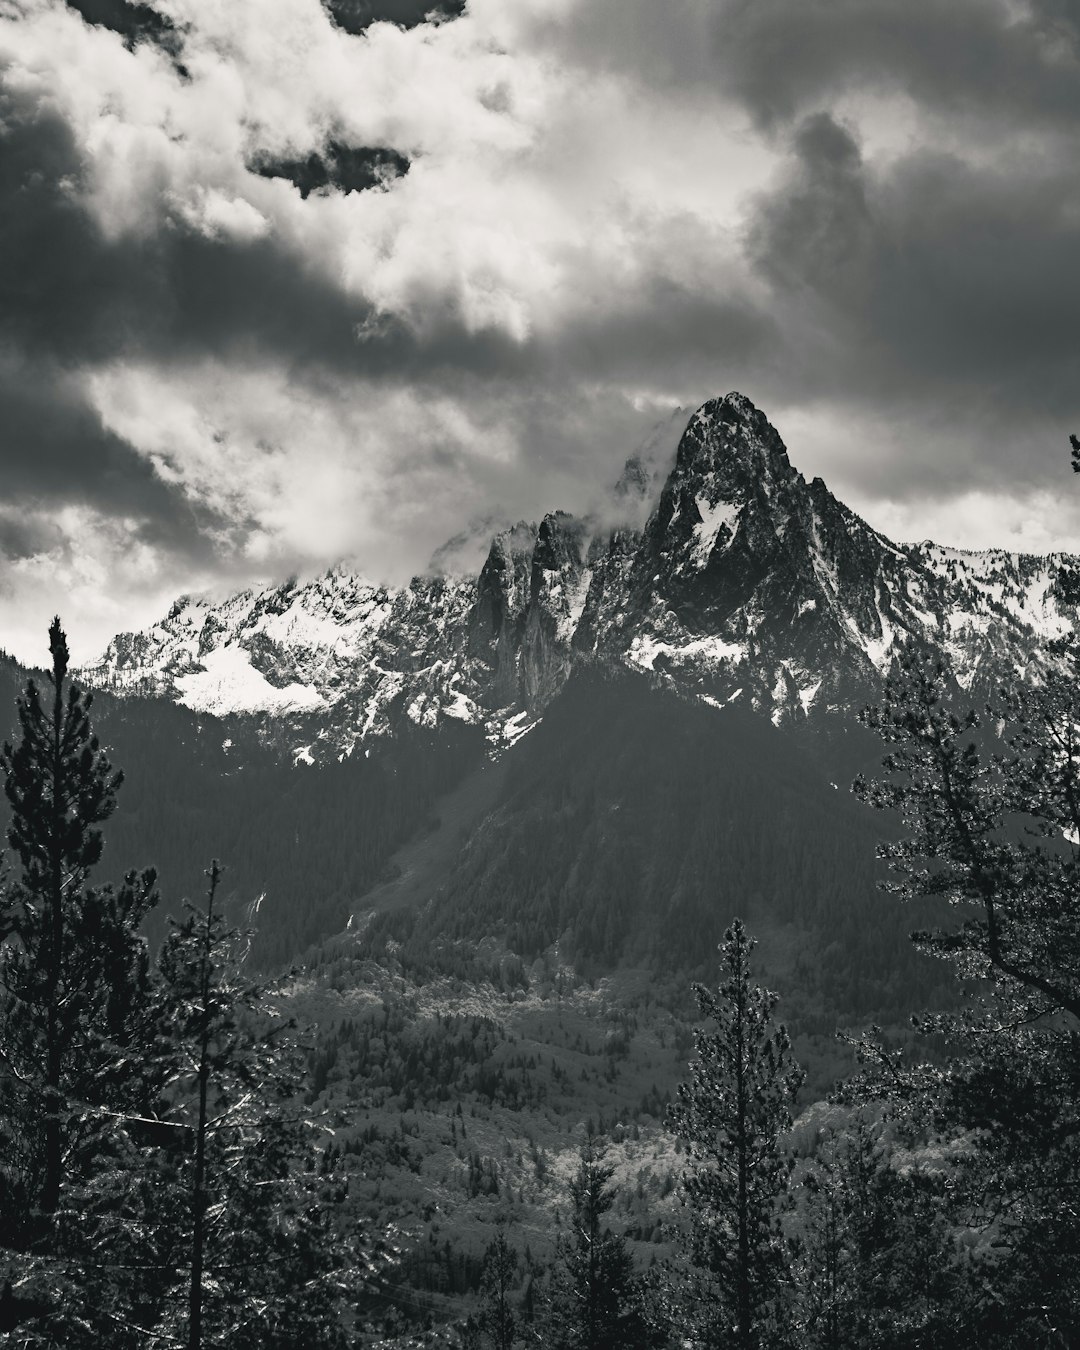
left=0, top=653, right=486, bottom=969
left=347, top=665, right=952, bottom=1031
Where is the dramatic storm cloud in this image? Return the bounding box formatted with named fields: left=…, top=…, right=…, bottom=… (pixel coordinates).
left=0, top=0, right=1078, bottom=661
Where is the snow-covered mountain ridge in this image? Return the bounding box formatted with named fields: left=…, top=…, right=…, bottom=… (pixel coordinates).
left=82, top=394, right=1080, bottom=755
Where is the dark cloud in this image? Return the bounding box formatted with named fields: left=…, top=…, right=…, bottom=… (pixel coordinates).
left=250, top=143, right=409, bottom=200
left=0, top=103, right=171, bottom=535
left=322, top=0, right=465, bottom=37
left=0, top=90, right=480, bottom=392
left=0, top=345, right=239, bottom=561
left=1025, top=0, right=1080, bottom=54
left=65, top=0, right=172, bottom=44
left=0, top=97, right=126, bottom=363
left=1, top=356, right=160, bottom=514
left=63, top=0, right=186, bottom=72
left=0, top=93, right=364, bottom=372
left=0, top=513, right=65, bottom=563
left=750, top=113, right=871, bottom=303
left=531, top=0, right=1080, bottom=134
left=747, top=109, right=1080, bottom=494
left=0, top=96, right=252, bottom=562
left=537, top=278, right=780, bottom=395
left=715, top=0, right=1080, bottom=132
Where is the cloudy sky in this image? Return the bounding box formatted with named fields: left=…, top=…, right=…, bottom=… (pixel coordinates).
left=1, top=0, right=1079, bottom=663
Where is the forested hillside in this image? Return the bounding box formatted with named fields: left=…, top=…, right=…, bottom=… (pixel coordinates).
left=358, top=667, right=954, bottom=1032
left=0, top=653, right=486, bottom=967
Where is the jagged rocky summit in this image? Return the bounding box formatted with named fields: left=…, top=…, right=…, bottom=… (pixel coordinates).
left=82, top=393, right=1080, bottom=756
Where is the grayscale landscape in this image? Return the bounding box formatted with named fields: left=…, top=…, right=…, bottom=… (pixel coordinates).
left=1, top=1, right=1079, bottom=1346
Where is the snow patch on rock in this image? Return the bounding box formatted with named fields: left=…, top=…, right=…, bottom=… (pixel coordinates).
left=628, top=634, right=747, bottom=670
left=175, top=647, right=327, bottom=716
left=690, top=496, right=741, bottom=568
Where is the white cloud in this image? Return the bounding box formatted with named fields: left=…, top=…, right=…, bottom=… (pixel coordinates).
left=0, top=0, right=768, bottom=336
left=774, top=398, right=1080, bottom=555
left=176, top=185, right=270, bottom=241
left=856, top=488, right=1080, bottom=556
left=0, top=502, right=216, bottom=665
left=87, top=358, right=560, bottom=577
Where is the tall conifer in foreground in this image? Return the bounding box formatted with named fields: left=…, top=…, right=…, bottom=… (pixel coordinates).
left=853, top=641, right=1080, bottom=1343
left=668, top=919, right=803, bottom=1350
left=0, top=618, right=160, bottom=1344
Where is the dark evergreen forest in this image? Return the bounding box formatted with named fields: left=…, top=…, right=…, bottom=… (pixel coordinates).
left=362, top=667, right=955, bottom=1031
left=0, top=654, right=486, bottom=968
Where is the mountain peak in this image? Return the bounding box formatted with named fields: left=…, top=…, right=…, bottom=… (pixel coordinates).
left=675, top=392, right=795, bottom=496
left=706, top=389, right=761, bottom=420
left=633, top=394, right=803, bottom=592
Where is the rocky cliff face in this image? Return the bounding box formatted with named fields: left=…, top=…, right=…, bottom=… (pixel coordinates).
left=82, top=394, right=1080, bottom=754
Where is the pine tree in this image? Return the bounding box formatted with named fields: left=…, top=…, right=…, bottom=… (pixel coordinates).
left=667, top=919, right=804, bottom=1349
left=547, top=1140, right=650, bottom=1350
left=148, top=861, right=364, bottom=1349
left=792, top=1112, right=964, bottom=1350
left=479, top=1230, right=519, bottom=1350
left=0, top=619, right=160, bottom=1344
left=853, top=641, right=1080, bottom=1342
left=854, top=642, right=1080, bottom=1020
